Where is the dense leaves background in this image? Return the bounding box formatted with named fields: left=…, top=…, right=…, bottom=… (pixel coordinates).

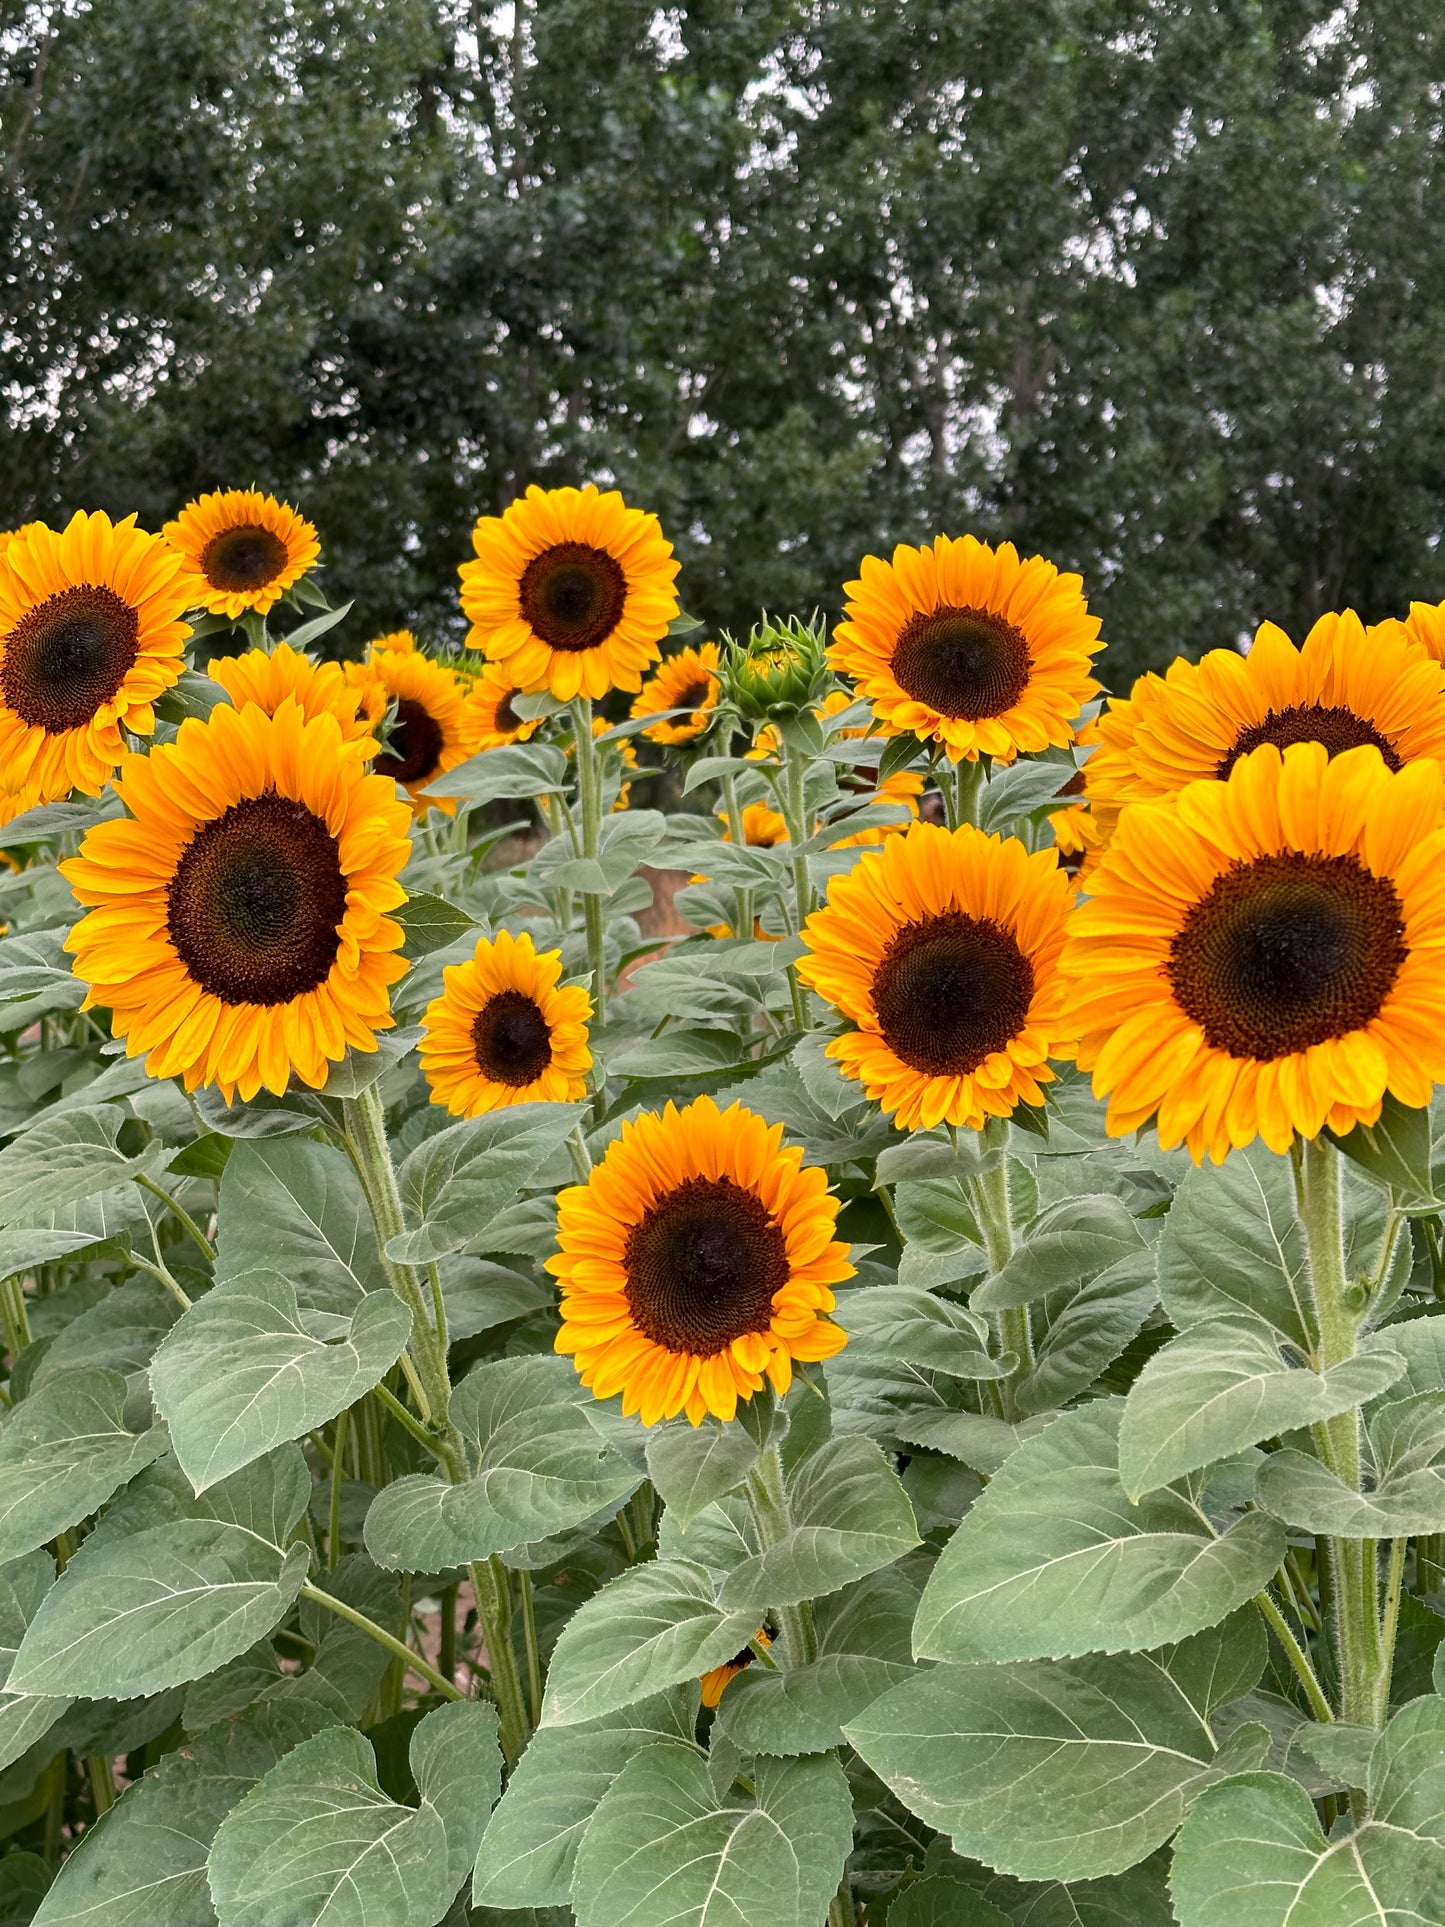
left=2, top=0, right=1444, bottom=680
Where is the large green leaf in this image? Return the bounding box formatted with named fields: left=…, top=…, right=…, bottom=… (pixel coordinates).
left=570, top=1743, right=853, bottom=1927
left=888, top=1877, right=1011, bottom=1927
left=1257, top=1390, right=1445, bottom=1536
left=389, top=1102, right=585, bottom=1263
left=913, top=1402, right=1285, bottom=1663
left=209, top=1703, right=500, bottom=1927
left=1118, top=1318, right=1405, bottom=1498
left=1157, top=1144, right=1312, bottom=1347
left=0, top=1368, right=168, bottom=1563
left=833, top=1286, right=1004, bottom=1379
left=847, top=1614, right=1268, bottom=1881
left=30, top=1277, right=180, bottom=1395
left=151, top=1267, right=410, bottom=1491
left=1329, top=1091, right=1438, bottom=1207
left=8, top=1450, right=312, bottom=1699
left=540, top=1558, right=760, bottom=1728
left=973, top=1195, right=1146, bottom=1314
left=0, top=1552, right=68, bottom=1776
left=364, top=1355, right=640, bottom=1569
left=425, top=740, right=569, bottom=803
left=471, top=1689, right=699, bottom=1910
left=1170, top=1772, right=1445, bottom=1926
left=716, top=1436, right=919, bottom=1611
left=1016, top=1251, right=1158, bottom=1415
left=0, top=1107, right=168, bottom=1227
left=1372, top=1695, right=1445, bottom=1841
left=214, top=1139, right=385, bottom=1312
left=644, top=1420, right=762, bottom=1530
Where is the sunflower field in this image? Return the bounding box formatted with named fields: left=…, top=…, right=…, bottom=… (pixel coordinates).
left=0, top=482, right=1444, bottom=1927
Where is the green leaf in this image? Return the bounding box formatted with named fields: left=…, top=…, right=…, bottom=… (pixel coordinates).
left=913, top=1402, right=1286, bottom=1663
left=0, top=927, right=88, bottom=1028
left=0, top=1369, right=168, bottom=1562
left=1170, top=1772, right=1445, bottom=1927
left=1329, top=1092, right=1438, bottom=1206
left=155, top=671, right=229, bottom=724
left=424, top=740, right=569, bottom=803
left=0, top=1108, right=168, bottom=1228
left=847, top=1614, right=1266, bottom=1882
left=570, top=1742, right=854, bottom=1927
left=1016, top=1250, right=1159, bottom=1415
left=389, top=1101, right=585, bottom=1264
left=1157, top=1144, right=1312, bottom=1347
left=398, top=892, right=480, bottom=960
left=644, top=1421, right=761, bottom=1530
left=535, top=810, right=667, bottom=896
left=0, top=1854, right=50, bottom=1926
left=208, top=1702, right=501, bottom=1927
left=437, top=1257, right=550, bottom=1341
left=608, top=1029, right=745, bottom=1079
left=0, top=1552, right=69, bottom=1776
left=979, top=760, right=1073, bottom=833
left=0, top=798, right=122, bottom=847
left=8, top=1449, right=312, bottom=1699
left=471, top=1689, right=698, bottom=1910
left=365, top=1356, right=640, bottom=1569
left=276, top=600, right=353, bottom=650
left=151, top=1267, right=412, bottom=1491
left=889, top=1877, right=1011, bottom=1927
left=835, top=1287, right=1004, bottom=1380
left=716, top=1436, right=919, bottom=1610
left=1117, top=1318, right=1405, bottom=1498
left=1257, top=1389, right=1445, bottom=1535
left=215, top=1138, right=386, bottom=1312
left=1372, top=1695, right=1445, bottom=1840
left=972, top=1195, right=1146, bottom=1314
left=30, top=1276, right=181, bottom=1395
left=540, top=1558, right=760, bottom=1728
left=310, top=1025, right=423, bottom=1100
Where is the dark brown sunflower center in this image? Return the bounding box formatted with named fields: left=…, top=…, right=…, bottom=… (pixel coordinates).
left=495, top=691, right=524, bottom=733
left=2, top=584, right=140, bottom=733
left=1168, top=851, right=1407, bottom=1060
left=201, top=524, right=289, bottom=592
left=167, top=791, right=348, bottom=1006
left=376, top=697, right=445, bottom=786
left=520, top=542, right=627, bottom=653
left=471, top=989, right=553, bottom=1086
left=1217, top=703, right=1402, bottom=778
left=674, top=679, right=710, bottom=712
left=624, top=1176, right=787, bottom=1357
left=891, top=604, right=1031, bottom=720
left=723, top=1646, right=756, bottom=1673
left=872, top=910, right=1036, bottom=1076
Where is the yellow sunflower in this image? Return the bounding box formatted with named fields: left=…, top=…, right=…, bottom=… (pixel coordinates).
left=0, top=512, right=191, bottom=800
left=631, top=641, right=721, bottom=745
left=700, top=1630, right=771, bottom=1709
left=345, top=641, right=483, bottom=815
left=831, top=534, right=1101, bottom=764
left=163, top=489, right=320, bottom=619
left=209, top=641, right=377, bottom=749
left=61, top=699, right=411, bottom=1102
left=549, top=1095, right=851, bottom=1425
left=1062, top=741, right=1445, bottom=1163
left=798, top=820, right=1075, bottom=1131
left=369, top=629, right=418, bottom=655
left=466, top=660, right=542, bottom=751
left=459, top=484, right=680, bottom=701
left=420, top=929, right=592, bottom=1116
left=1385, top=597, right=1445, bottom=666
left=1083, top=614, right=1445, bottom=834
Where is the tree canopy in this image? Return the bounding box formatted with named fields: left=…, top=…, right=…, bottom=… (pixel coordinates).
left=1, top=0, right=1442, bottom=682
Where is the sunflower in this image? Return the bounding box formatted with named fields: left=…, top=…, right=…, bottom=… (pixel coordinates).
left=549, top=1095, right=851, bottom=1425
left=369, top=629, right=417, bottom=655
left=467, top=660, right=542, bottom=751
left=700, top=1630, right=771, bottom=1709
left=60, top=699, right=410, bottom=1102
left=0, top=512, right=191, bottom=801
left=1389, top=598, right=1445, bottom=666
left=210, top=641, right=377, bottom=748
left=798, top=820, right=1074, bottom=1131
left=831, top=535, right=1101, bottom=764
left=459, top=484, right=680, bottom=701
left=345, top=641, right=483, bottom=815
left=1062, top=741, right=1445, bottom=1162
left=163, top=489, right=320, bottom=620
left=1083, top=614, right=1445, bottom=834
left=420, top=930, right=592, bottom=1116
left=631, top=641, right=721, bottom=744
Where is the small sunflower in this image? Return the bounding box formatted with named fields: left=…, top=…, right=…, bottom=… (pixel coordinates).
left=831, top=535, right=1101, bottom=764
left=163, top=489, right=320, bottom=619
left=0, top=512, right=191, bottom=800
left=798, top=820, right=1075, bottom=1131
left=700, top=1630, right=771, bottom=1708
left=631, top=641, right=722, bottom=745
left=548, top=1095, right=851, bottom=1425
left=1083, top=614, right=1445, bottom=832
left=61, top=699, right=411, bottom=1102
left=420, top=929, right=592, bottom=1116
left=467, top=661, right=542, bottom=751
left=1062, top=741, right=1445, bottom=1162
left=345, top=641, right=483, bottom=815
left=210, top=641, right=377, bottom=748
left=459, top=484, right=680, bottom=701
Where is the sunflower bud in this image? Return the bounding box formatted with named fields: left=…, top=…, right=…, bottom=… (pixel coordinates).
left=721, top=613, right=831, bottom=722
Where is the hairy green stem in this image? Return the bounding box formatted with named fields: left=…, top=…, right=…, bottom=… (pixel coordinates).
left=84, top=1753, right=115, bottom=1816
left=299, top=1581, right=462, bottom=1701
left=572, top=696, right=608, bottom=1027
left=954, top=754, right=984, bottom=828
left=719, top=768, right=754, bottom=941
left=744, top=1446, right=816, bottom=1666
left=971, top=1159, right=1033, bottom=1419
left=1255, top=1590, right=1334, bottom=1723
left=327, top=1406, right=349, bottom=1570
left=0, top=1272, right=32, bottom=1360
left=517, top=1567, right=544, bottom=1723
left=137, top=1172, right=215, bottom=1258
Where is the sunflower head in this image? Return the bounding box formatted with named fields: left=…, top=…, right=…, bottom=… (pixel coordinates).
left=700, top=1630, right=771, bottom=1708
left=798, top=819, right=1075, bottom=1132
left=1063, top=740, right=1445, bottom=1162
left=722, top=613, right=831, bottom=723
left=459, top=484, right=680, bottom=702
left=345, top=640, right=484, bottom=815
left=632, top=641, right=722, bottom=744
left=210, top=641, right=377, bottom=749
left=548, top=1095, right=851, bottom=1425
left=163, top=489, right=320, bottom=620
left=466, top=661, right=542, bottom=750
left=420, top=929, right=592, bottom=1116
left=0, top=511, right=191, bottom=800
left=831, top=534, right=1101, bottom=764
left=61, top=698, right=411, bottom=1102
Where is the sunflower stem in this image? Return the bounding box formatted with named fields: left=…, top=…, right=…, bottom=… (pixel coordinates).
left=953, top=754, right=984, bottom=828
left=777, top=736, right=816, bottom=1030
left=744, top=1446, right=817, bottom=1666
left=572, top=696, right=609, bottom=1028
left=970, top=1158, right=1033, bottom=1419
left=719, top=768, right=754, bottom=940
left=299, top=1581, right=463, bottom=1702
left=1296, top=1134, right=1388, bottom=1789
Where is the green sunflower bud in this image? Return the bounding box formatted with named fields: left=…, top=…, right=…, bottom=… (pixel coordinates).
left=721, top=612, right=831, bottom=722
